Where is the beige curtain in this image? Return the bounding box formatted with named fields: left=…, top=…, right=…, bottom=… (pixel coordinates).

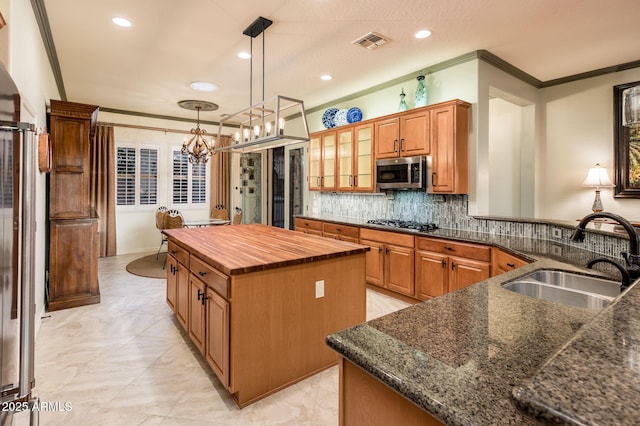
left=90, top=125, right=117, bottom=257
left=210, top=135, right=231, bottom=212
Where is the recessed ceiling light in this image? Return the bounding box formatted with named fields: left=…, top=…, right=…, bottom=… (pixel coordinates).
left=238, top=52, right=251, bottom=59
left=320, top=74, right=333, bottom=81
left=415, top=30, right=431, bottom=39
left=112, top=17, right=132, bottom=28
left=190, top=81, right=219, bottom=92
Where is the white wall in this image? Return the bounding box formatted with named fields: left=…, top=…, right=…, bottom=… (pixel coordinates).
left=540, top=68, right=640, bottom=221
left=4, top=0, right=61, bottom=329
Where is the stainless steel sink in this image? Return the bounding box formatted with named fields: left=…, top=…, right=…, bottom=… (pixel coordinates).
left=502, top=269, right=620, bottom=310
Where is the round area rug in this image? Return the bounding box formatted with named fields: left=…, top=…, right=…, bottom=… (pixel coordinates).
left=126, top=252, right=167, bottom=279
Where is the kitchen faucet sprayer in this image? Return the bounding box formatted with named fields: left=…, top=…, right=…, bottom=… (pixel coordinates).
left=571, top=212, right=640, bottom=290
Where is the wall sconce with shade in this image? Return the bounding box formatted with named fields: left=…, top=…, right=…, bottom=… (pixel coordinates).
left=582, top=163, right=615, bottom=212
left=215, top=16, right=309, bottom=153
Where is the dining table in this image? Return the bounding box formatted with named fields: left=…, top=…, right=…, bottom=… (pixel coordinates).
left=183, top=218, right=230, bottom=227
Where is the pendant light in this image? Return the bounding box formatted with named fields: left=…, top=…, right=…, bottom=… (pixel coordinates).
left=215, top=16, right=309, bottom=153
left=178, top=100, right=218, bottom=163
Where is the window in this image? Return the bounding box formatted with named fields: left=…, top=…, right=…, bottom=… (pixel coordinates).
left=171, top=149, right=207, bottom=205
left=116, top=145, right=158, bottom=206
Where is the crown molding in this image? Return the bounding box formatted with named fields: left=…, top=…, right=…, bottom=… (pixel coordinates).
left=30, top=0, right=66, bottom=100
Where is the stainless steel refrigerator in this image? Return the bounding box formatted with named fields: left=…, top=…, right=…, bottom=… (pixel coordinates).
left=0, top=63, right=38, bottom=425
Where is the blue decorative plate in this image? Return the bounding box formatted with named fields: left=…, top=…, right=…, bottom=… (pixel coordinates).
left=346, top=107, right=363, bottom=123
left=322, top=108, right=339, bottom=128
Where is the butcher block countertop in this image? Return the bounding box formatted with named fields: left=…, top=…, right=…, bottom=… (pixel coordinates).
left=163, top=223, right=369, bottom=276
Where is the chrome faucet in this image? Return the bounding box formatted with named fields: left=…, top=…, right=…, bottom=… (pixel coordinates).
left=571, top=212, right=640, bottom=290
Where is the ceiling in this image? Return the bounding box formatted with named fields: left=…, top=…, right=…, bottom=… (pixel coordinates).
left=40, top=0, right=640, bottom=124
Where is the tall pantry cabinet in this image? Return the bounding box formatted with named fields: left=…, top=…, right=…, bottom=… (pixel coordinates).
left=47, top=100, right=101, bottom=311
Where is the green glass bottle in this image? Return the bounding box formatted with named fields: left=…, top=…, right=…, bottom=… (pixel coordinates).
left=415, top=74, right=427, bottom=107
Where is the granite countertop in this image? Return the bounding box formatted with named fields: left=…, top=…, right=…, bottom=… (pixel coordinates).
left=314, top=215, right=640, bottom=425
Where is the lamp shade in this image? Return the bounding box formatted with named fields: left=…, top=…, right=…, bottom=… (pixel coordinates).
left=581, top=163, right=614, bottom=188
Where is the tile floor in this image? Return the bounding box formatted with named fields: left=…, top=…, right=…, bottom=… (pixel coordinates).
left=15, top=253, right=410, bottom=425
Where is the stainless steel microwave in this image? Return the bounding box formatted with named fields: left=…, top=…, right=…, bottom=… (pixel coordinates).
left=376, top=156, right=426, bottom=190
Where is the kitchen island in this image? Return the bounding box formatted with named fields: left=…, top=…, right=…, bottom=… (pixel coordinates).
left=163, top=223, right=368, bottom=407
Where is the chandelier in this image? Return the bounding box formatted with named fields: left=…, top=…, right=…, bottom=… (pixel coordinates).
left=215, top=16, right=309, bottom=153
left=178, top=100, right=218, bottom=163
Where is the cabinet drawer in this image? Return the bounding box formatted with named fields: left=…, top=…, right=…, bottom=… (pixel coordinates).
left=492, top=248, right=529, bottom=272
left=168, top=240, right=189, bottom=267
left=294, top=218, right=323, bottom=232
left=322, top=223, right=359, bottom=239
left=190, top=255, right=230, bottom=299
left=360, top=228, right=414, bottom=248
left=416, top=237, right=490, bottom=262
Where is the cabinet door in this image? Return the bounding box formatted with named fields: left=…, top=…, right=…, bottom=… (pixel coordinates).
left=322, top=131, right=337, bottom=190
left=49, top=117, right=92, bottom=218
left=430, top=102, right=469, bottom=194
left=354, top=124, right=374, bottom=191
left=449, top=256, right=490, bottom=292
left=166, top=255, right=178, bottom=312
left=206, top=287, right=230, bottom=388
left=308, top=135, right=322, bottom=190
left=374, top=117, right=399, bottom=159
left=385, top=245, right=415, bottom=296
left=361, top=239, right=385, bottom=287
left=175, top=261, right=190, bottom=331
left=337, top=128, right=354, bottom=191
left=399, top=109, right=430, bottom=156
left=415, top=250, right=448, bottom=300
left=188, top=275, right=206, bottom=354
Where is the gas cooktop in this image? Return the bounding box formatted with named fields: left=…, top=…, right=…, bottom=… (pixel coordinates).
left=366, top=219, right=438, bottom=232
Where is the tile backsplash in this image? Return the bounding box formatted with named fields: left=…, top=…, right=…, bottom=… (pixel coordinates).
left=312, top=191, right=630, bottom=259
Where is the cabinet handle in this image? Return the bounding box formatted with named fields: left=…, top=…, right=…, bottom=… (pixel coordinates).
left=316, top=176, right=320, bottom=186
left=444, top=246, right=454, bottom=251
left=400, top=138, right=404, bottom=152
left=198, top=271, right=207, bottom=277
left=506, top=262, right=515, bottom=268
left=201, top=294, right=208, bottom=305
left=451, top=262, right=456, bottom=270
left=385, top=247, right=389, bottom=255
left=197, top=288, right=204, bottom=300
left=378, top=247, right=382, bottom=253
left=349, top=175, right=353, bottom=186
left=441, top=260, right=446, bottom=268
left=393, top=139, right=398, bottom=152
left=354, top=175, right=358, bottom=187
left=431, top=172, right=436, bottom=186
left=171, top=249, right=177, bottom=254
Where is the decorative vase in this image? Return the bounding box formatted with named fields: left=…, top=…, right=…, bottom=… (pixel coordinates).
left=398, top=88, right=408, bottom=111
left=415, top=74, right=427, bottom=107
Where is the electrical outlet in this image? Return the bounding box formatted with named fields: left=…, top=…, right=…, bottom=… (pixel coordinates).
left=551, top=244, right=563, bottom=257
left=551, top=227, right=562, bottom=239
left=315, top=280, right=324, bottom=298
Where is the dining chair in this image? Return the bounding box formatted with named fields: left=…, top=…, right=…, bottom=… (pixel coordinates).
left=155, top=206, right=168, bottom=259
left=211, top=204, right=230, bottom=220
left=232, top=207, right=243, bottom=225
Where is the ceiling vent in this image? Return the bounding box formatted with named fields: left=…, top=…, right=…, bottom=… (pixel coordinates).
left=352, top=32, right=389, bottom=49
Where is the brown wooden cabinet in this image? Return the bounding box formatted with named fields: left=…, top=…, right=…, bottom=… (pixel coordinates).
left=188, top=275, right=207, bottom=354
left=429, top=100, right=470, bottom=194
left=308, top=130, right=337, bottom=190
left=491, top=247, right=530, bottom=276
left=322, top=222, right=359, bottom=243
left=294, top=218, right=323, bottom=236
left=47, top=100, right=100, bottom=311
left=168, top=241, right=190, bottom=331
left=336, top=123, right=375, bottom=192
left=166, top=256, right=178, bottom=312
left=375, top=108, right=430, bottom=159
left=205, top=286, right=230, bottom=388
left=415, top=237, right=490, bottom=300
left=360, top=228, right=415, bottom=296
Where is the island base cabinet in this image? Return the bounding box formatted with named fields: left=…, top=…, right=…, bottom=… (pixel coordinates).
left=229, top=255, right=366, bottom=407
left=339, top=357, right=443, bottom=426
left=188, top=276, right=206, bottom=354
left=205, top=287, right=229, bottom=387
